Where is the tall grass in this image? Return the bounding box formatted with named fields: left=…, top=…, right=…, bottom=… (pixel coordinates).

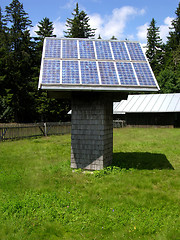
left=0, top=128, right=179, bottom=239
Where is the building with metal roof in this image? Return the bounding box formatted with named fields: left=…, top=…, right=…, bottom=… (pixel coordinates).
left=113, top=93, right=180, bottom=127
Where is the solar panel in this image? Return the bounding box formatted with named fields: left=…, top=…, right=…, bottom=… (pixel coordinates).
left=98, top=62, right=119, bottom=85
left=116, top=62, right=137, bottom=85
left=79, top=40, right=95, bottom=59
left=133, top=62, right=156, bottom=86
left=80, top=61, right=99, bottom=84
left=111, top=42, right=129, bottom=60
left=42, top=59, right=60, bottom=84
left=126, top=42, right=146, bottom=61
left=39, top=38, right=159, bottom=92
left=95, top=41, right=113, bottom=60
left=62, top=61, right=80, bottom=84
left=62, top=39, right=78, bottom=59
left=45, top=39, right=61, bottom=58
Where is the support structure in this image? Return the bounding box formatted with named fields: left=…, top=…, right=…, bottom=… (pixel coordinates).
left=71, top=92, right=113, bottom=170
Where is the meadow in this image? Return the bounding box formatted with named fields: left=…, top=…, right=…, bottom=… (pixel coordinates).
left=0, top=128, right=179, bottom=240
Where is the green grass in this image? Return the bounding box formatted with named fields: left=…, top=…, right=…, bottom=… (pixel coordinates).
left=0, top=128, right=180, bottom=240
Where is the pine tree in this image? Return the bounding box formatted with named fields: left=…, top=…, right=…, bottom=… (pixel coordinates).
left=64, top=3, right=96, bottom=38
left=166, top=2, right=180, bottom=71
left=0, top=7, right=13, bottom=122
left=5, top=0, right=32, bottom=52
left=160, top=2, right=180, bottom=93
left=167, top=2, right=180, bottom=50
left=4, top=0, right=35, bottom=122
left=0, top=7, right=7, bottom=91
left=146, top=18, right=164, bottom=76
left=157, top=69, right=180, bottom=93
left=35, top=17, right=56, bottom=41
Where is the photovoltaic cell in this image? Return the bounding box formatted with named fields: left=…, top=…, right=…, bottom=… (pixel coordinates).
left=133, top=63, right=156, bottom=86
left=126, top=42, right=146, bottom=61
left=95, top=41, right=113, bottom=60
left=44, top=39, right=61, bottom=58
left=39, top=38, right=159, bottom=91
left=116, top=62, right=137, bottom=85
left=42, top=60, right=60, bottom=84
left=111, top=42, right=129, bottom=60
left=98, top=62, right=118, bottom=85
left=62, top=61, right=80, bottom=84
left=80, top=61, right=99, bottom=84
left=79, top=40, right=95, bottom=59
left=62, top=39, right=78, bottom=59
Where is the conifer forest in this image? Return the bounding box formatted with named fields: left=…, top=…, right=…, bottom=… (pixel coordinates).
left=0, top=1, right=180, bottom=123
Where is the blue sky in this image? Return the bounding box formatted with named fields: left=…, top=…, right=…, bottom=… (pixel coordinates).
left=1, top=0, right=179, bottom=44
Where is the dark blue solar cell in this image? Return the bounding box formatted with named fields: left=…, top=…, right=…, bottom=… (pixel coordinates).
left=42, top=60, right=60, bottom=84
left=95, top=41, right=113, bottom=60
left=98, top=62, right=119, bottom=85
left=62, top=61, right=80, bottom=84
left=126, top=42, right=146, bottom=61
left=133, top=62, right=156, bottom=86
left=45, top=39, right=61, bottom=58
left=111, top=42, right=129, bottom=60
left=80, top=61, right=99, bottom=84
left=116, top=62, right=137, bottom=85
left=79, top=40, right=95, bottom=59
left=62, top=40, right=78, bottom=59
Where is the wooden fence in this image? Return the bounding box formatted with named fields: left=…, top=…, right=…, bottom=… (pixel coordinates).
left=0, top=122, right=71, bottom=141
left=0, top=120, right=126, bottom=142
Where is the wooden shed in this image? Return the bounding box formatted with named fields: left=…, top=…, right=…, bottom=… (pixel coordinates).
left=113, top=93, right=180, bottom=128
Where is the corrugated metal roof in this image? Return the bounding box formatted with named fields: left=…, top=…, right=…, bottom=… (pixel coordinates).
left=113, top=93, right=180, bottom=113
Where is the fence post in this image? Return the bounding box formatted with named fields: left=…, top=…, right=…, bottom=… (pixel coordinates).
left=44, top=122, right=47, bottom=136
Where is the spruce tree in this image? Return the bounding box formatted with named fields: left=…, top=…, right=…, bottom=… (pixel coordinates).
left=167, top=2, right=180, bottom=50
left=0, top=7, right=13, bottom=122
left=146, top=18, right=164, bottom=76
left=4, top=0, right=35, bottom=122
left=35, top=17, right=56, bottom=41
left=64, top=3, right=96, bottom=38
left=0, top=7, right=7, bottom=92
left=161, top=2, right=180, bottom=93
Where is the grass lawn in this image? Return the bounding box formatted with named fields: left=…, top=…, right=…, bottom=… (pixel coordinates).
left=0, top=128, right=180, bottom=240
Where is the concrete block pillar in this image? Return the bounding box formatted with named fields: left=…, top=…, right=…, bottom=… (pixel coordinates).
left=71, top=92, right=113, bottom=170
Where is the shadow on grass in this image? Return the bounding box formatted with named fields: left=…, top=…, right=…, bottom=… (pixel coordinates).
left=112, top=152, right=174, bottom=170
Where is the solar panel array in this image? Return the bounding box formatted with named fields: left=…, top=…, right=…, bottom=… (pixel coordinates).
left=39, top=38, right=159, bottom=91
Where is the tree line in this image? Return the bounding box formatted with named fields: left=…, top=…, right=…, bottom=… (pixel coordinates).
left=0, top=0, right=179, bottom=123
left=146, top=4, right=180, bottom=94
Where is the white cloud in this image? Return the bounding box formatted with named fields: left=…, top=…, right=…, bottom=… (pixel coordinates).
left=30, top=5, right=146, bottom=40
left=136, top=16, right=174, bottom=44
left=103, top=7, right=136, bottom=38
left=53, top=17, right=66, bottom=37
left=136, top=23, right=148, bottom=43
left=89, top=6, right=146, bottom=39
left=159, top=17, right=174, bottom=42
left=30, top=24, right=39, bottom=37
left=62, top=0, right=76, bottom=10
left=89, top=13, right=104, bottom=36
